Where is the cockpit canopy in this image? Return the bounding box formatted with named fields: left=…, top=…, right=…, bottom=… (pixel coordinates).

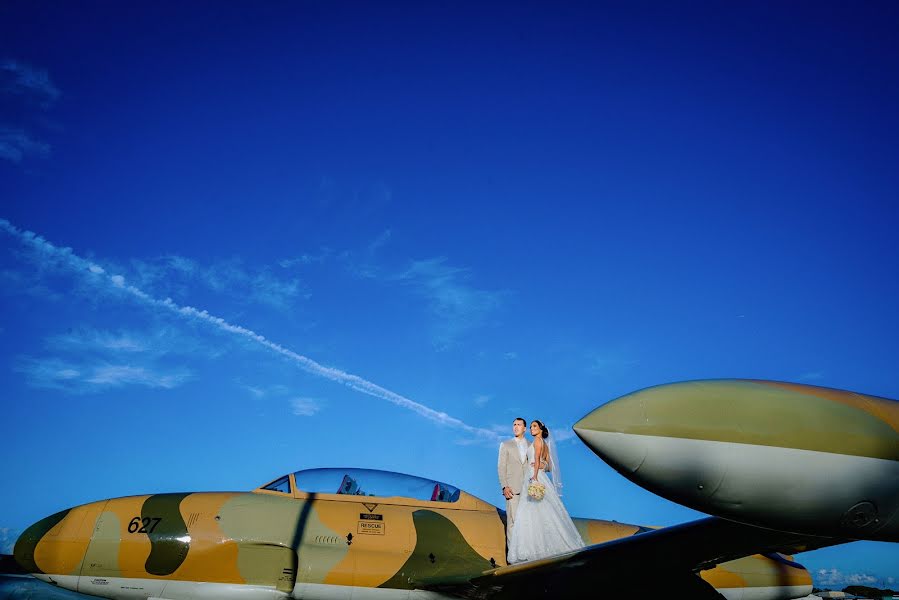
left=260, top=467, right=461, bottom=503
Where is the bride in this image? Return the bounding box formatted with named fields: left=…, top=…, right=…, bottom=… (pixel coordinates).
left=506, top=420, right=585, bottom=564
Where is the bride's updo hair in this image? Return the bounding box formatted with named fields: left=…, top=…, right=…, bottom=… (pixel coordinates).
left=533, top=420, right=549, bottom=439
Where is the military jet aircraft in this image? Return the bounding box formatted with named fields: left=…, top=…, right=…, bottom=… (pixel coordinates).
left=5, top=379, right=898, bottom=600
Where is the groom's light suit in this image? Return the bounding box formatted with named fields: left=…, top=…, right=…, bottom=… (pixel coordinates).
left=497, top=438, right=528, bottom=533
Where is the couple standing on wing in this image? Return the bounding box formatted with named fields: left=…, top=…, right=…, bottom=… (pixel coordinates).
left=497, top=418, right=585, bottom=564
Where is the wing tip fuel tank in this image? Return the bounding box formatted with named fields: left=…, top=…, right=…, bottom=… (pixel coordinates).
left=574, top=379, right=899, bottom=541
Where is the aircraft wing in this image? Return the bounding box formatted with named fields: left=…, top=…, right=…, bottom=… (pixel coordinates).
left=433, top=516, right=844, bottom=599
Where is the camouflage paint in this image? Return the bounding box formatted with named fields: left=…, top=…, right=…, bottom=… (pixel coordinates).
left=573, top=517, right=649, bottom=545
left=83, top=510, right=121, bottom=577
left=576, top=379, right=899, bottom=460
left=143, top=493, right=190, bottom=576
left=18, top=484, right=817, bottom=596
left=13, top=463, right=822, bottom=599
left=13, top=509, right=70, bottom=574
left=380, top=510, right=493, bottom=589
left=702, top=553, right=812, bottom=591
left=291, top=500, right=350, bottom=585
left=167, top=492, right=244, bottom=585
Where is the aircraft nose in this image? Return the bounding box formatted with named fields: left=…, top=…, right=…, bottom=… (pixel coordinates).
left=13, top=509, right=72, bottom=574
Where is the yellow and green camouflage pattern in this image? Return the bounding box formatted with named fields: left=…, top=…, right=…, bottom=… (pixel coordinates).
left=14, top=475, right=811, bottom=596
left=575, top=379, right=899, bottom=460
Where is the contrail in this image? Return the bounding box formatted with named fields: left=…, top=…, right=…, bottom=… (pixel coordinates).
left=0, top=218, right=502, bottom=443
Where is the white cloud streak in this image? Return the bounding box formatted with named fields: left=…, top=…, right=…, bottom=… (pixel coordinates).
left=279, top=248, right=333, bottom=268
left=368, top=228, right=392, bottom=254
left=1, top=59, right=60, bottom=107
left=243, top=385, right=266, bottom=398
left=395, top=257, right=502, bottom=349
left=49, top=329, right=146, bottom=353
left=129, top=255, right=305, bottom=311
left=0, top=219, right=503, bottom=444
left=814, top=567, right=885, bottom=588
left=551, top=426, right=577, bottom=444
left=290, top=397, right=322, bottom=416
left=0, top=128, right=50, bottom=163
left=1, top=60, right=58, bottom=164
left=0, top=527, right=19, bottom=554
left=86, top=364, right=188, bottom=388
left=16, top=356, right=190, bottom=391
left=17, top=327, right=213, bottom=393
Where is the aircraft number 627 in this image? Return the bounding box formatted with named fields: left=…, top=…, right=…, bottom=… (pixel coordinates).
left=128, top=517, right=161, bottom=534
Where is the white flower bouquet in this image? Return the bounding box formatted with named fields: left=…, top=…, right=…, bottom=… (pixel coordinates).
left=527, top=480, right=545, bottom=501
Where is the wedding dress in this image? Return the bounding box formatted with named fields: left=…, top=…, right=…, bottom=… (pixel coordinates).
left=506, top=443, right=585, bottom=564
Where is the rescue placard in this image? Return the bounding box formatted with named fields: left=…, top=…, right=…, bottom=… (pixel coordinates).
left=357, top=520, right=385, bottom=535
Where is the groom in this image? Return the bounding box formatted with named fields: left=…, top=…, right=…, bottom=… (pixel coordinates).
left=497, top=417, right=528, bottom=535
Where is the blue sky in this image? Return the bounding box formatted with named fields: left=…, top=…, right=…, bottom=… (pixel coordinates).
left=2, top=0, right=898, bottom=591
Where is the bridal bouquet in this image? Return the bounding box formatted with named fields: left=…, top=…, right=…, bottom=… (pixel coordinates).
left=527, top=480, right=546, bottom=501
